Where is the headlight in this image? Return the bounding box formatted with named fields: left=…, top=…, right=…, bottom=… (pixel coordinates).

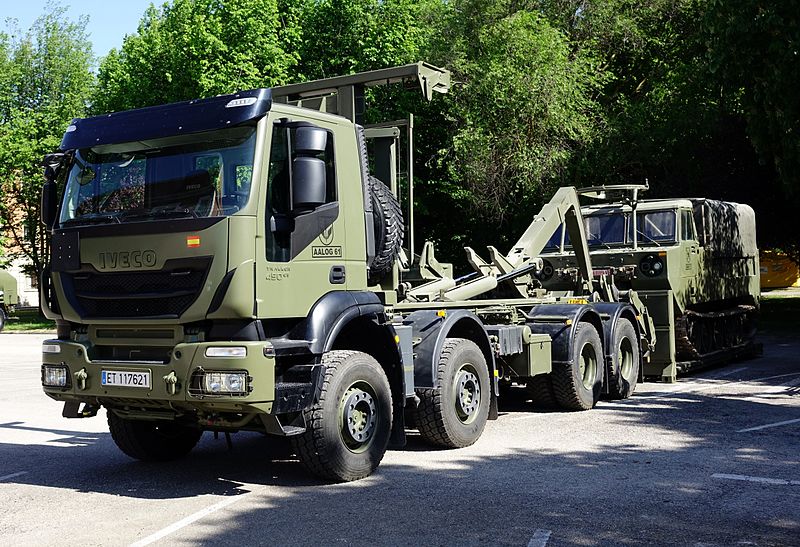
left=190, top=370, right=251, bottom=396
left=42, top=364, right=69, bottom=388
left=204, top=346, right=247, bottom=358
left=537, top=259, right=555, bottom=281
left=639, top=254, right=665, bottom=277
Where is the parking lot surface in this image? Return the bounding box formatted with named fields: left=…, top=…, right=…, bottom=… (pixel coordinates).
left=0, top=332, right=798, bottom=546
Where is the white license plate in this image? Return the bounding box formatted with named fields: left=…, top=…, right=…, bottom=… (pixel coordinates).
left=101, top=370, right=151, bottom=388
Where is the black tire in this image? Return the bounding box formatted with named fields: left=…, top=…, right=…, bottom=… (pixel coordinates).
left=0, top=308, right=6, bottom=333
left=291, top=351, right=392, bottom=482
left=551, top=322, right=603, bottom=410
left=415, top=338, right=490, bottom=448
left=525, top=374, right=558, bottom=408
left=607, top=318, right=640, bottom=400
left=368, top=176, right=404, bottom=285
left=107, top=412, right=202, bottom=461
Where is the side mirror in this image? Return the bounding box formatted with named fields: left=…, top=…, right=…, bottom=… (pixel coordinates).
left=290, top=126, right=328, bottom=213
left=291, top=157, right=326, bottom=212
left=294, top=126, right=327, bottom=155
left=41, top=181, right=58, bottom=228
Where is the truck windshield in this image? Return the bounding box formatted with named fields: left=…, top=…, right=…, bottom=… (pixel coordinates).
left=59, top=126, right=256, bottom=227
left=543, top=210, right=676, bottom=250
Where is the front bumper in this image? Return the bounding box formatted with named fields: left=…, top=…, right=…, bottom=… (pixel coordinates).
left=41, top=339, right=276, bottom=416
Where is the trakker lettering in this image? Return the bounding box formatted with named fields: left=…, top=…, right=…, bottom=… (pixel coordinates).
left=98, top=250, right=157, bottom=270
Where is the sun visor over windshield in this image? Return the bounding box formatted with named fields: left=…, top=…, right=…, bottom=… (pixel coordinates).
left=60, top=88, right=272, bottom=150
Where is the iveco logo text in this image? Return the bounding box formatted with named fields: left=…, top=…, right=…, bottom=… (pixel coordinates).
left=98, top=250, right=157, bottom=269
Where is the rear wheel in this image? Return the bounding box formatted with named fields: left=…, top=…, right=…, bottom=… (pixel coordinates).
left=415, top=338, right=490, bottom=448
left=525, top=374, right=558, bottom=408
left=107, top=412, right=202, bottom=461
left=551, top=322, right=603, bottom=410
left=607, top=318, right=640, bottom=400
left=291, top=351, right=392, bottom=482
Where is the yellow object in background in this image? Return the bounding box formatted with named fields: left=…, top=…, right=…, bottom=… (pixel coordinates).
left=760, top=250, right=800, bottom=289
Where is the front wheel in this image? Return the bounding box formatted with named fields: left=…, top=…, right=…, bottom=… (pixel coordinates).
left=291, top=351, right=392, bottom=482
left=415, top=338, right=491, bottom=448
left=107, top=412, right=202, bottom=461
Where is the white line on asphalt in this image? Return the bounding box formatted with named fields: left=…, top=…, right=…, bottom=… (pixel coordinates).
left=527, top=529, right=552, bottom=547
left=0, top=471, right=28, bottom=481
left=130, top=490, right=257, bottom=547
left=715, top=367, right=747, bottom=378
left=712, top=473, right=800, bottom=486
left=737, top=417, right=800, bottom=433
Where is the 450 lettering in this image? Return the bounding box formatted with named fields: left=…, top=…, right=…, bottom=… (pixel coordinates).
left=99, top=250, right=157, bottom=270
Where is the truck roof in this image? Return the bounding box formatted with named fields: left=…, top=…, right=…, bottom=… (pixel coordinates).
left=582, top=198, right=695, bottom=214
left=60, top=89, right=272, bottom=150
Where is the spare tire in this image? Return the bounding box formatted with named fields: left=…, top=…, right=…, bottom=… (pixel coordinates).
left=368, top=176, right=404, bottom=284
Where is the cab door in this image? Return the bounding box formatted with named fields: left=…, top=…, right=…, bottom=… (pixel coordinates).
left=679, top=209, right=700, bottom=299
left=255, top=113, right=347, bottom=319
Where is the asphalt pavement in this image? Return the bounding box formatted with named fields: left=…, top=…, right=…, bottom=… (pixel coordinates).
left=0, top=332, right=798, bottom=546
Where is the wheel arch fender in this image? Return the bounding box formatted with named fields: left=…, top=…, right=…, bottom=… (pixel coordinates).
left=299, top=291, right=407, bottom=446
left=404, top=309, right=498, bottom=419
left=527, top=304, right=605, bottom=366
left=591, top=302, right=642, bottom=360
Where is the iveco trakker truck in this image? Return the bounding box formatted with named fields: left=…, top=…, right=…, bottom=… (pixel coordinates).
left=39, top=63, right=654, bottom=481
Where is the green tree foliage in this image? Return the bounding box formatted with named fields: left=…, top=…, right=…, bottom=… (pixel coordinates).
left=296, top=0, right=435, bottom=79
left=94, top=0, right=299, bottom=113
left=412, top=2, right=605, bottom=257
left=706, top=0, right=800, bottom=191
left=0, top=6, right=94, bottom=277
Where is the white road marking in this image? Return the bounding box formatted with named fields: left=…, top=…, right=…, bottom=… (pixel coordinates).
left=737, top=417, right=800, bottom=433
left=715, top=367, right=747, bottom=378
left=130, top=490, right=257, bottom=547
left=712, top=473, right=800, bottom=486
left=0, top=471, right=28, bottom=481
left=527, top=529, right=552, bottom=547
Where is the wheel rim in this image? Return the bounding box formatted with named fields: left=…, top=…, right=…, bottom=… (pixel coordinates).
left=453, top=364, right=481, bottom=424
left=618, top=336, right=634, bottom=378
left=339, top=382, right=378, bottom=453
left=579, top=342, right=598, bottom=390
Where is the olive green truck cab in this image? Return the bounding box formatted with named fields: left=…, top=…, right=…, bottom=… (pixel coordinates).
left=39, top=64, right=654, bottom=481
left=538, top=184, right=760, bottom=382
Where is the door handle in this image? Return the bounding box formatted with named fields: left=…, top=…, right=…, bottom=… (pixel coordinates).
left=329, top=265, right=346, bottom=285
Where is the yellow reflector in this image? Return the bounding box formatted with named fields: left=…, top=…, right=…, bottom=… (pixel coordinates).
left=493, top=369, right=499, bottom=377
left=658, top=251, right=667, bottom=256
left=565, top=319, right=573, bottom=326
left=394, top=335, right=400, bottom=344
left=187, top=236, right=201, bottom=248
left=437, top=310, right=447, bottom=318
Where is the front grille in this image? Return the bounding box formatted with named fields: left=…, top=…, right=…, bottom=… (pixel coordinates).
left=62, top=257, right=212, bottom=319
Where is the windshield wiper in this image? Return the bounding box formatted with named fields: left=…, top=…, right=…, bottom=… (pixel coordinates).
left=119, top=209, right=198, bottom=221
left=636, top=230, right=663, bottom=247
left=61, top=213, right=121, bottom=227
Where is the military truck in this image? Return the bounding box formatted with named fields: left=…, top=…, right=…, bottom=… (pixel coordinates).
left=38, top=63, right=654, bottom=482
left=0, top=269, right=18, bottom=332
left=538, top=184, right=760, bottom=382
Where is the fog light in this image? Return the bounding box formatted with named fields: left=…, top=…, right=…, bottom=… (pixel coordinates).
left=42, top=365, right=69, bottom=387
left=42, top=343, right=61, bottom=354
left=202, top=371, right=249, bottom=395
left=205, top=346, right=247, bottom=358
